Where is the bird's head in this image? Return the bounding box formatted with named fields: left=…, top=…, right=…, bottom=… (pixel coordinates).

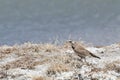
left=68, top=40, right=76, bottom=49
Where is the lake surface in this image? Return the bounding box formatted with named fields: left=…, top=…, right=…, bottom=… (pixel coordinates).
left=0, top=0, right=120, bottom=46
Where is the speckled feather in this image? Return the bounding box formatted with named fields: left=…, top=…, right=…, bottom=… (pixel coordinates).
left=69, top=40, right=101, bottom=59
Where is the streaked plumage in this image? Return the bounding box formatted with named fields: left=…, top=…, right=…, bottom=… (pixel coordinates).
left=68, top=40, right=101, bottom=59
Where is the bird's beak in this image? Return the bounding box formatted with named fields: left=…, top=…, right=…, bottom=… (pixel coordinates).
left=68, top=40, right=72, bottom=43
left=68, top=40, right=75, bottom=45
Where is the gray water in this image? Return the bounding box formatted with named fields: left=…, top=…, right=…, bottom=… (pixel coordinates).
left=0, top=0, right=120, bottom=46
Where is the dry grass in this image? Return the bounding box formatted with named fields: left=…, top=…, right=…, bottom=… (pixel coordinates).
left=47, top=63, right=71, bottom=76
left=32, top=76, right=46, bottom=80
left=0, top=46, right=17, bottom=59
left=87, top=61, right=120, bottom=75
left=14, top=43, right=60, bottom=56
left=0, top=42, right=61, bottom=58
left=0, top=53, right=50, bottom=70
left=41, top=43, right=60, bottom=52
left=104, top=61, right=120, bottom=73
left=32, top=76, right=52, bottom=80
left=46, top=54, right=83, bottom=77
left=1, top=41, right=120, bottom=79
left=1, top=55, right=35, bottom=70
left=0, top=42, right=72, bottom=71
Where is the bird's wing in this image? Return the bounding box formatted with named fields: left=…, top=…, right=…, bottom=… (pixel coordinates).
left=89, top=52, right=101, bottom=59
left=74, top=49, right=87, bottom=56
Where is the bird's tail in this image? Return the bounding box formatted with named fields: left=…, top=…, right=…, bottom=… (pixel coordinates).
left=90, top=53, right=101, bottom=59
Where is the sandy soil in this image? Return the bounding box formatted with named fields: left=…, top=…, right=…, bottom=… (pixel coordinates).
left=0, top=42, right=120, bottom=80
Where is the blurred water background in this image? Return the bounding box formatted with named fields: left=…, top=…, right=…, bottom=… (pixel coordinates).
left=0, top=0, right=120, bottom=46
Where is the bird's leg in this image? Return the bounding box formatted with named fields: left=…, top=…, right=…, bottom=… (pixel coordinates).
left=82, top=58, right=90, bottom=66
left=77, top=57, right=82, bottom=62
left=80, top=58, right=86, bottom=65
left=83, top=58, right=93, bottom=66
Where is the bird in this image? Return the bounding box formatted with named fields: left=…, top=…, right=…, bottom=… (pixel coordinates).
left=68, top=40, right=101, bottom=60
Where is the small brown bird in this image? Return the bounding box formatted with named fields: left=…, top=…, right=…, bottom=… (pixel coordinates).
left=68, top=40, right=101, bottom=59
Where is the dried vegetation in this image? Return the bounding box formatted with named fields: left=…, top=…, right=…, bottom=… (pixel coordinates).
left=0, top=41, right=120, bottom=80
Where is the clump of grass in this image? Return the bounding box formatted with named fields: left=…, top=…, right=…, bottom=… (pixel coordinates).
left=0, top=51, right=53, bottom=70
left=32, top=76, right=52, bottom=80
left=0, top=45, right=17, bottom=59
left=104, top=61, right=120, bottom=73
left=14, top=43, right=42, bottom=56
left=63, top=41, right=72, bottom=49
left=41, top=43, right=60, bottom=52
left=1, top=54, right=45, bottom=70
left=0, top=42, right=67, bottom=71
left=0, top=42, right=61, bottom=57
left=17, top=42, right=60, bottom=54
left=0, top=48, right=14, bottom=54
left=32, top=76, right=46, bottom=80
left=1, top=56, right=33, bottom=70
left=47, top=63, right=71, bottom=76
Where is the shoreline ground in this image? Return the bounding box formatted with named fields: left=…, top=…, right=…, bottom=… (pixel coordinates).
left=0, top=41, right=120, bottom=80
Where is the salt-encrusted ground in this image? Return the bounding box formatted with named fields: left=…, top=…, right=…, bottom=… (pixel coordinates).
left=0, top=42, right=120, bottom=80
